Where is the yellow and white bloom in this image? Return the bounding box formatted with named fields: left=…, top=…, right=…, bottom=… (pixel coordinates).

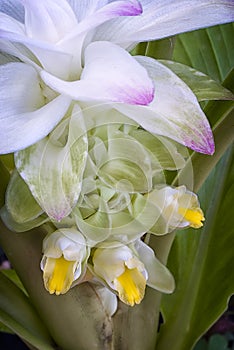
left=93, top=243, right=148, bottom=306
left=41, top=228, right=90, bottom=295
left=92, top=241, right=174, bottom=306
left=147, top=185, right=205, bottom=234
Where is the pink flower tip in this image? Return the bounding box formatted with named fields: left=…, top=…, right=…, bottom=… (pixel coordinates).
left=186, top=136, right=215, bottom=155
left=123, top=0, right=143, bottom=16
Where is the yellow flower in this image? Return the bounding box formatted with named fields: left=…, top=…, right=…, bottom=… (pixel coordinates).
left=92, top=240, right=175, bottom=306
left=178, top=207, right=205, bottom=229
left=147, top=185, right=205, bottom=233
left=93, top=243, right=147, bottom=307
left=43, top=256, right=77, bottom=295
left=41, top=228, right=89, bottom=295
left=115, top=266, right=146, bottom=306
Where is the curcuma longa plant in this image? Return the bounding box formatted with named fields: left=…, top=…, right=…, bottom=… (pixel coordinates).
left=0, top=1, right=233, bottom=349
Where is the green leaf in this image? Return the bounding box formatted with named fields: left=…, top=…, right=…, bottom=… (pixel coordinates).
left=194, top=334, right=229, bottom=350
left=125, top=23, right=234, bottom=350
left=156, top=146, right=234, bottom=350
left=173, top=23, right=234, bottom=82
left=194, top=338, right=208, bottom=350
left=132, top=37, right=176, bottom=61
left=203, top=68, right=234, bottom=127
left=0, top=321, right=13, bottom=334
left=0, top=271, right=54, bottom=350
left=159, top=60, right=234, bottom=101
left=1, top=269, right=28, bottom=295
left=207, top=335, right=229, bottom=350
left=0, top=310, right=55, bottom=350
left=0, top=154, right=15, bottom=171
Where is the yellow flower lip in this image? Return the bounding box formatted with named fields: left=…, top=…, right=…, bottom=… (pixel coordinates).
left=43, top=256, right=76, bottom=295
left=178, top=207, right=205, bottom=228
left=115, top=267, right=146, bottom=307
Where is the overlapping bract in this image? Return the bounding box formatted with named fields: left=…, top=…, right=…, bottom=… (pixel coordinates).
left=1, top=0, right=232, bottom=309
left=2, top=118, right=204, bottom=309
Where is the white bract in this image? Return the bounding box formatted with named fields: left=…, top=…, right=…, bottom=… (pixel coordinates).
left=0, top=0, right=233, bottom=154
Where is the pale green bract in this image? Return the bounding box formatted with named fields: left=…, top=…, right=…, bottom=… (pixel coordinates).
left=0, top=116, right=204, bottom=309
left=2, top=119, right=188, bottom=237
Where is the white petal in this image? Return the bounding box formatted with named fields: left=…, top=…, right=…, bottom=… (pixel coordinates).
left=60, top=0, right=142, bottom=43
left=135, top=240, right=175, bottom=294
left=0, top=96, right=71, bottom=154
left=0, top=62, right=43, bottom=118
left=22, top=0, right=78, bottom=43
left=27, top=45, right=73, bottom=79
left=0, top=12, right=25, bottom=34
left=57, top=0, right=142, bottom=74
left=0, top=40, right=41, bottom=70
left=0, top=62, right=71, bottom=153
left=93, top=244, right=133, bottom=284
left=94, top=285, right=118, bottom=317
left=115, top=56, right=214, bottom=154
left=41, top=41, right=154, bottom=105
left=0, top=0, right=24, bottom=22
left=0, top=50, right=17, bottom=65
left=0, top=12, right=73, bottom=79
left=67, top=0, right=142, bottom=22
left=43, top=228, right=87, bottom=261
left=15, top=107, right=88, bottom=221
left=0, top=32, right=73, bottom=79
left=94, top=0, right=234, bottom=46
left=67, top=0, right=108, bottom=22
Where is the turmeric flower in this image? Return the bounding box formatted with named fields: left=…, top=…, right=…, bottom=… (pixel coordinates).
left=92, top=240, right=174, bottom=306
